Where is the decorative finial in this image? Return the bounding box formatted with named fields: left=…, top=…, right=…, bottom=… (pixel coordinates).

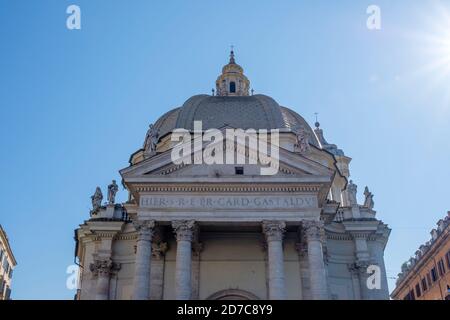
left=212, top=88, right=215, bottom=96
left=229, top=45, right=235, bottom=64
left=251, top=88, right=254, bottom=96
left=314, top=112, right=320, bottom=128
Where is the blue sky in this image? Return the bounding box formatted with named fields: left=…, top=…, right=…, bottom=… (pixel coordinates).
left=1, top=0, right=450, bottom=299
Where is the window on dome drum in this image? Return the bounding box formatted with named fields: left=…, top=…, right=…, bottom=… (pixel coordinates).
left=437, top=259, right=446, bottom=276
left=415, top=283, right=421, bottom=297
left=235, top=167, right=244, bottom=175
left=230, top=81, right=236, bottom=93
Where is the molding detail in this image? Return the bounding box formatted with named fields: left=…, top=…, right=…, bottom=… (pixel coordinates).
left=115, top=234, right=138, bottom=241
left=93, top=231, right=118, bottom=239
left=326, top=233, right=353, bottom=241
left=207, top=289, right=260, bottom=300
left=135, top=185, right=321, bottom=193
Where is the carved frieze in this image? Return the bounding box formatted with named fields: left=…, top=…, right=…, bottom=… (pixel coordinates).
left=140, top=195, right=317, bottom=211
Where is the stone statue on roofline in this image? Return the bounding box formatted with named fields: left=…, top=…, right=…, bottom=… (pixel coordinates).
left=347, top=180, right=358, bottom=206
left=144, top=123, right=159, bottom=157
left=90, top=187, right=103, bottom=215
left=363, top=186, right=375, bottom=209
left=107, top=180, right=119, bottom=205
left=294, top=125, right=310, bottom=153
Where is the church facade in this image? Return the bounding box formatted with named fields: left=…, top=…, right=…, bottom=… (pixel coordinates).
left=74, top=52, right=391, bottom=300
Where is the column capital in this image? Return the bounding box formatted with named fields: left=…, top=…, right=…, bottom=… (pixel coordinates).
left=152, top=242, right=168, bottom=260
left=133, top=220, right=155, bottom=239
left=192, top=242, right=204, bottom=257
left=349, top=260, right=374, bottom=274
left=90, top=258, right=121, bottom=277
left=303, top=220, right=324, bottom=241
left=347, top=263, right=360, bottom=275
left=172, top=220, right=196, bottom=242
left=295, top=242, right=308, bottom=257
left=262, top=220, right=286, bottom=242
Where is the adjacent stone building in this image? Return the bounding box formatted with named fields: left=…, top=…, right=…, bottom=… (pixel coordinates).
left=391, top=212, right=450, bottom=300
left=74, top=52, right=391, bottom=300
left=0, top=225, right=17, bottom=300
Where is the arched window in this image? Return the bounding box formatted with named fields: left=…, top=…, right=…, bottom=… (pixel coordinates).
left=207, top=289, right=260, bottom=300
left=229, top=81, right=236, bottom=93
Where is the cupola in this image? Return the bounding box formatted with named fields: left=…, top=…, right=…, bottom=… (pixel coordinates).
left=215, top=49, right=250, bottom=96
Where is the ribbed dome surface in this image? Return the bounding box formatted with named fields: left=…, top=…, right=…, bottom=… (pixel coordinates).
left=153, top=94, right=319, bottom=147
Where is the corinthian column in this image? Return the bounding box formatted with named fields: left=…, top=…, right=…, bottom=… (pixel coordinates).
left=303, top=221, right=328, bottom=300
left=172, top=220, right=196, bottom=300
left=90, top=258, right=120, bottom=300
left=132, top=220, right=155, bottom=300
left=262, top=221, right=286, bottom=300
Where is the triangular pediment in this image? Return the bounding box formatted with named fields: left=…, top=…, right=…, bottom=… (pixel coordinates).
left=120, top=129, right=335, bottom=183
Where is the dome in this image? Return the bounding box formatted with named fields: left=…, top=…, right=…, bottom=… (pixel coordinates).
left=149, top=50, right=320, bottom=148
left=152, top=94, right=320, bottom=147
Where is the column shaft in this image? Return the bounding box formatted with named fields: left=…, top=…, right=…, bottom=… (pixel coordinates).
left=358, top=264, right=370, bottom=300
left=90, top=258, right=119, bottom=300
left=304, top=221, right=328, bottom=300
left=96, top=274, right=110, bottom=300
left=132, top=220, right=155, bottom=300
left=176, top=240, right=192, bottom=299
left=172, top=220, right=195, bottom=300
left=263, top=221, right=286, bottom=300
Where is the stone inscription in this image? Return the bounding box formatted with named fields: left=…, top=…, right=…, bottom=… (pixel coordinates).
left=140, top=195, right=317, bottom=210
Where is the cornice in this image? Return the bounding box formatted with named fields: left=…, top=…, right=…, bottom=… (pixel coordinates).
left=326, top=233, right=353, bottom=241
left=134, top=185, right=321, bottom=193
left=115, top=233, right=138, bottom=241
left=393, top=227, right=449, bottom=295
left=0, top=225, right=17, bottom=266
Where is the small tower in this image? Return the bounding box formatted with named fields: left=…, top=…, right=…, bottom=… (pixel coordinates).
left=215, top=49, right=250, bottom=96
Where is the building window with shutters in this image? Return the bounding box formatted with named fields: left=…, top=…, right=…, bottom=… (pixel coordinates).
left=415, top=283, right=421, bottom=297
left=4, top=286, right=10, bottom=300
left=437, top=259, right=446, bottom=276
left=0, top=277, right=4, bottom=298
left=421, top=278, right=428, bottom=291
left=446, top=250, right=450, bottom=269
left=426, top=273, right=432, bottom=287
left=431, top=267, right=439, bottom=282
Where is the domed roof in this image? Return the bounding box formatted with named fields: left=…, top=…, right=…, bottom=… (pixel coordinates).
left=152, top=94, right=319, bottom=147
left=149, top=50, right=320, bottom=148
